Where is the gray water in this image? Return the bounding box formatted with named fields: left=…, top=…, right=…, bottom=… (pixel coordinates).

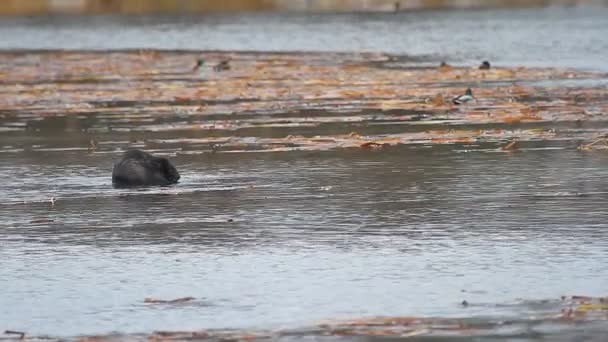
left=2, top=139, right=608, bottom=336
left=2, top=6, right=608, bottom=339
left=1, top=6, right=608, bottom=70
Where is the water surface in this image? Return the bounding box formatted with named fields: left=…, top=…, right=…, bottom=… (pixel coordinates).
left=1, top=139, right=608, bottom=336
left=1, top=6, right=608, bottom=339
left=1, top=7, right=608, bottom=70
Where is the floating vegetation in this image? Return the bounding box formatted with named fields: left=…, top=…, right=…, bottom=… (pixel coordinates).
left=1, top=51, right=608, bottom=154
left=1, top=296, right=605, bottom=341
left=143, top=297, right=196, bottom=304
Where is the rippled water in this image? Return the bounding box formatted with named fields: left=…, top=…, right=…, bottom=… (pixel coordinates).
left=1, top=6, right=608, bottom=340
left=2, top=135, right=608, bottom=336
left=1, top=7, right=608, bottom=70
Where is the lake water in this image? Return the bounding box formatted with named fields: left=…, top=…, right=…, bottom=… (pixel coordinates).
left=0, top=6, right=608, bottom=70
left=1, top=6, right=608, bottom=340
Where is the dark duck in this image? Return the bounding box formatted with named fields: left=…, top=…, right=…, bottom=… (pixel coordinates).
left=479, top=61, right=491, bottom=70
left=192, top=57, right=205, bottom=72
left=112, top=150, right=180, bottom=187
left=213, top=60, right=231, bottom=72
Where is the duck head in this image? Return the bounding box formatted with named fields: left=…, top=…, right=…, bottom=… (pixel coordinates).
left=193, top=58, right=205, bottom=71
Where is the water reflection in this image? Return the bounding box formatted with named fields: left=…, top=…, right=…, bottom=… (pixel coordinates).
left=2, top=138, right=608, bottom=337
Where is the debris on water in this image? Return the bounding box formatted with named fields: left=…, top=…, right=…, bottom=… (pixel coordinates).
left=1, top=49, right=608, bottom=342
left=144, top=297, right=196, bottom=304
left=30, top=218, right=54, bottom=224
left=1, top=51, right=608, bottom=155
left=3, top=331, right=25, bottom=339
left=560, top=295, right=608, bottom=320
left=577, top=137, right=608, bottom=150
left=501, top=140, right=518, bottom=151
left=3, top=295, right=607, bottom=341
left=359, top=141, right=387, bottom=149
left=571, top=295, right=594, bottom=301
left=427, top=93, right=446, bottom=106
left=173, top=96, right=191, bottom=103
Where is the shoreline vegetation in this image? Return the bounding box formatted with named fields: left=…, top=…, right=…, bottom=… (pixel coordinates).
left=1, top=0, right=607, bottom=15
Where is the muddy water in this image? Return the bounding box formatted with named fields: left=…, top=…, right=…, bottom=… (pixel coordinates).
left=1, top=6, right=608, bottom=340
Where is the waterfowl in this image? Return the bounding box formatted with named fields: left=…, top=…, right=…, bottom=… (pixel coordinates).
left=112, top=150, right=180, bottom=187
left=438, top=61, right=453, bottom=73
left=479, top=61, right=491, bottom=70
left=452, top=88, right=474, bottom=105
left=213, top=60, right=231, bottom=72
left=192, top=58, right=205, bottom=72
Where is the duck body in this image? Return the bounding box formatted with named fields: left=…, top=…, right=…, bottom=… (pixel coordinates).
left=479, top=61, right=491, bottom=70
left=452, top=88, right=474, bottom=105
left=112, top=150, right=180, bottom=187
left=213, top=60, right=231, bottom=72
left=192, top=58, right=205, bottom=72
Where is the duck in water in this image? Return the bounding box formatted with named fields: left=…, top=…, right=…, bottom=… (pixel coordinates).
left=112, top=150, right=180, bottom=187
left=213, top=60, right=231, bottom=72
left=452, top=88, right=474, bottom=105
left=192, top=58, right=205, bottom=72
